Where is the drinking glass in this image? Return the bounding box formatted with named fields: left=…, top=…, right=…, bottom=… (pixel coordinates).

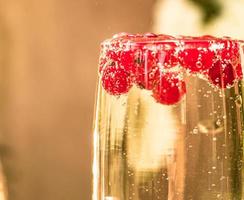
left=93, top=33, right=244, bottom=200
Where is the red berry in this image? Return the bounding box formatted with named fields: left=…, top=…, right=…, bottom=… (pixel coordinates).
left=107, top=50, right=120, bottom=61
left=208, top=60, right=236, bottom=88
left=236, top=63, right=243, bottom=80
left=135, top=66, right=159, bottom=90
left=99, top=49, right=121, bottom=73
left=157, top=48, right=178, bottom=68
left=219, top=40, right=240, bottom=64
left=179, top=46, right=215, bottom=73
left=152, top=72, right=186, bottom=105
left=102, top=65, right=132, bottom=95
left=120, top=50, right=137, bottom=74
left=99, top=50, right=119, bottom=73
left=134, top=50, right=158, bottom=90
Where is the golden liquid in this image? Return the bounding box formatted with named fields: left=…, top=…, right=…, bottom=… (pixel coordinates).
left=93, top=74, right=244, bottom=200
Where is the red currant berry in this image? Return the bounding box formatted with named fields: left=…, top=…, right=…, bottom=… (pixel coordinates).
left=99, top=50, right=120, bottom=73
left=102, top=65, right=132, bottom=95
left=134, top=50, right=158, bottom=90
left=157, top=48, right=178, bottom=68
left=236, top=63, right=243, bottom=80
left=135, top=66, right=159, bottom=90
left=208, top=60, right=236, bottom=88
left=179, top=47, right=215, bottom=73
left=219, top=40, right=239, bottom=64
left=120, top=50, right=137, bottom=74
left=152, top=72, right=186, bottom=105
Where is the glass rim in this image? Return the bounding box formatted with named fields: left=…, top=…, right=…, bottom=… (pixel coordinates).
left=101, top=34, right=244, bottom=49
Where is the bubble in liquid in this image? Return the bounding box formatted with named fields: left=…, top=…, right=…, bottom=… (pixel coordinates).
left=235, top=95, right=242, bottom=107
left=197, top=120, right=223, bottom=135
left=216, top=119, right=222, bottom=126
left=192, top=127, right=199, bottom=134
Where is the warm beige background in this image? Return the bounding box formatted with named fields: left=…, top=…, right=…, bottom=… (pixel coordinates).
left=0, top=0, right=155, bottom=199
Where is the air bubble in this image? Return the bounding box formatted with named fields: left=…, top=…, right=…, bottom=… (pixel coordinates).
left=193, top=127, right=199, bottom=134
left=196, top=61, right=202, bottom=68
left=216, top=119, right=222, bottom=126
left=235, top=95, right=242, bottom=107
left=197, top=120, right=223, bottom=134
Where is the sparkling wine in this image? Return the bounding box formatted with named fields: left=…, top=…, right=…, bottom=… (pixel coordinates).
left=93, top=33, right=244, bottom=200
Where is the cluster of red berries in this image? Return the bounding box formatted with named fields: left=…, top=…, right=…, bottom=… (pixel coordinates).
left=99, top=33, right=243, bottom=105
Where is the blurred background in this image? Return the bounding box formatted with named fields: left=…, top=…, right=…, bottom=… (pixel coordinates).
left=0, top=0, right=243, bottom=200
